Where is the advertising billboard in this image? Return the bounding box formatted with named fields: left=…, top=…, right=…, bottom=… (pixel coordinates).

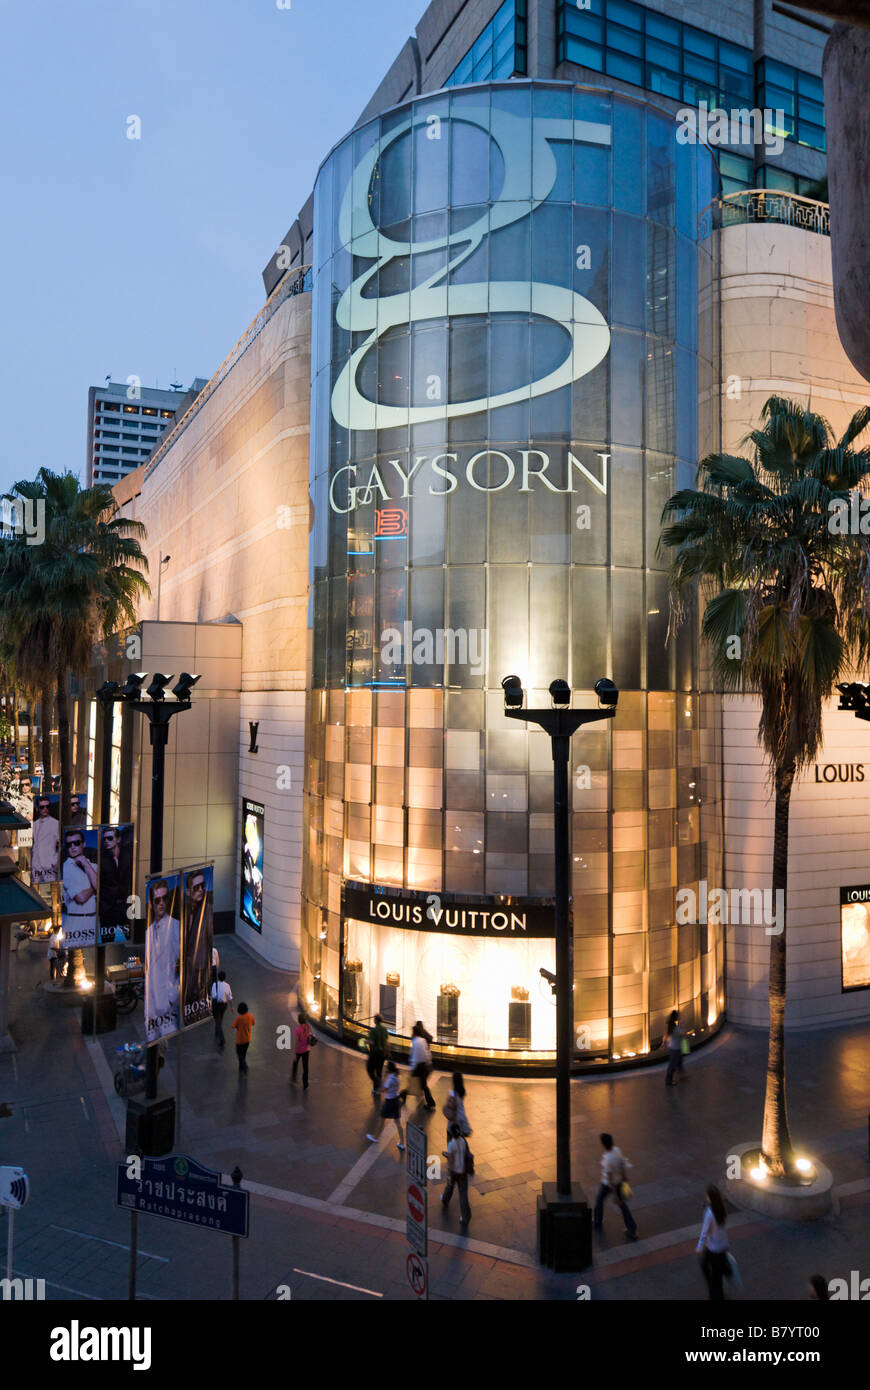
left=60, top=826, right=100, bottom=949
left=181, top=863, right=214, bottom=1029
left=145, top=871, right=182, bottom=1043
left=240, top=799, right=264, bottom=932
left=31, top=792, right=60, bottom=884
left=98, top=823, right=134, bottom=944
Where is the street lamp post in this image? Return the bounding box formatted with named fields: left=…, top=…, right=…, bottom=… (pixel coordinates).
left=502, top=674, right=618, bottom=1269
left=97, top=671, right=200, bottom=1098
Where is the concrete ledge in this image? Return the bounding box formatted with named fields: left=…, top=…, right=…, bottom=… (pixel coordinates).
left=726, top=1141, right=834, bottom=1221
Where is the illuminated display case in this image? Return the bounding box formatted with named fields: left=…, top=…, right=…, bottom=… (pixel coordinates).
left=301, top=81, right=725, bottom=1071
left=840, top=886, right=870, bottom=991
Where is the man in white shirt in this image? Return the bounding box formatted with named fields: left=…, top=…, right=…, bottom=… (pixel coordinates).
left=593, top=1132, right=638, bottom=1239
left=441, top=1123, right=472, bottom=1229
left=61, top=830, right=98, bottom=948
left=145, top=878, right=180, bottom=1042
left=210, top=970, right=233, bottom=1050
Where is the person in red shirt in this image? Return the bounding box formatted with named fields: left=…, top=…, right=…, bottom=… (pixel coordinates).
left=292, top=1010, right=312, bottom=1090
left=232, top=1002, right=256, bottom=1074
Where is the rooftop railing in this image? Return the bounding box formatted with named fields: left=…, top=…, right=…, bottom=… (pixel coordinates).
left=700, top=189, right=830, bottom=240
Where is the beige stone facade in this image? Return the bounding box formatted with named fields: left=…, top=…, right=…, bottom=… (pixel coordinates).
left=113, top=287, right=311, bottom=969
left=720, top=222, right=870, bottom=1027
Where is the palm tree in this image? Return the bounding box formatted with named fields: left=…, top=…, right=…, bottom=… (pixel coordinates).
left=659, top=396, right=870, bottom=1176
left=0, top=469, right=150, bottom=824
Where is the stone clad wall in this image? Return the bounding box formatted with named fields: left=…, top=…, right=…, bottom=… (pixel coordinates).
left=116, top=292, right=312, bottom=968
left=720, top=223, right=870, bottom=1027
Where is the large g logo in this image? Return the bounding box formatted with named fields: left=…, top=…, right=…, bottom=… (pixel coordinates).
left=329, top=103, right=612, bottom=431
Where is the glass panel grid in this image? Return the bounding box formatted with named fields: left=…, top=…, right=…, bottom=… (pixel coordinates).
left=445, top=0, right=526, bottom=88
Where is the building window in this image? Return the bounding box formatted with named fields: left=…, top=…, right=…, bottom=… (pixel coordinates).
left=445, top=0, right=527, bottom=87
left=101, top=401, right=120, bottom=412
left=757, top=164, right=827, bottom=198
left=558, top=4, right=825, bottom=154
left=160, top=410, right=174, bottom=418
left=558, top=0, right=752, bottom=107
left=142, top=407, right=157, bottom=415
left=756, top=58, right=825, bottom=152
left=718, top=150, right=754, bottom=195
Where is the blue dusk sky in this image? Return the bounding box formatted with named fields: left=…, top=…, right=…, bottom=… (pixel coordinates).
left=0, top=0, right=415, bottom=495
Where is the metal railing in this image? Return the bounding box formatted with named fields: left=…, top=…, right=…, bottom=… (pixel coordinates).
left=142, top=265, right=312, bottom=481
left=700, top=189, right=830, bottom=240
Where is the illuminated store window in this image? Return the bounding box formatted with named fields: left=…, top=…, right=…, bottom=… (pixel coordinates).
left=445, top=0, right=527, bottom=87
left=756, top=58, right=825, bottom=153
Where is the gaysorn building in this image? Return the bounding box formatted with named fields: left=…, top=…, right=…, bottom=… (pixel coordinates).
left=103, top=0, right=870, bottom=1077
left=301, top=82, right=726, bottom=1068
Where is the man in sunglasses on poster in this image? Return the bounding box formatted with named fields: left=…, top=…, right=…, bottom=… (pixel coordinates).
left=61, top=829, right=98, bottom=948
left=145, top=878, right=181, bottom=1041
left=31, top=795, right=59, bottom=884
left=99, top=826, right=133, bottom=945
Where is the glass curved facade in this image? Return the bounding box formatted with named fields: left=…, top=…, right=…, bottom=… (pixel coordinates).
left=303, top=81, right=725, bottom=1069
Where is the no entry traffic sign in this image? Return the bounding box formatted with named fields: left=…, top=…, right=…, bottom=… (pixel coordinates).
left=406, top=1177, right=427, bottom=1256
left=406, top=1251, right=428, bottom=1299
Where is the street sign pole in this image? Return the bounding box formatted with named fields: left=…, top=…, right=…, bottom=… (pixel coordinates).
left=128, top=1209, right=138, bottom=1302
left=405, top=1123, right=428, bottom=1299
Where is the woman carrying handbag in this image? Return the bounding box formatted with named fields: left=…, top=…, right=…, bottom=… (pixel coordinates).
left=442, top=1071, right=471, bottom=1145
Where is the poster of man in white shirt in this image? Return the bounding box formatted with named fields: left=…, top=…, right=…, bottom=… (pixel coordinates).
left=60, top=827, right=100, bottom=948
left=31, top=794, right=59, bottom=884
left=145, top=872, right=181, bottom=1043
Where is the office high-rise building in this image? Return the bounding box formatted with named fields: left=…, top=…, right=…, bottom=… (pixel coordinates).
left=86, top=378, right=208, bottom=486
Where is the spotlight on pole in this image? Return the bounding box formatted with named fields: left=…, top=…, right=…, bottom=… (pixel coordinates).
left=120, top=673, right=148, bottom=700
left=501, top=674, right=525, bottom=708
left=171, top=672, right=201, bottom=701
left=145, top=674, right=174, bottom=702
left=549, top=679, right=571, bottom=706
left=594, top=677, right=619, bottom=708
left=96, top=680, right=120, bottom=701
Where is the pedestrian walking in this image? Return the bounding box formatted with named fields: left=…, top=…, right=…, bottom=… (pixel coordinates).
left=366, top=1060, right=405, bottom=1149
left=696, top=1185, right=730, bottom=1300
left=232, top=1002, right=255, bottom=1074
left=47, top=925, right=64, bottom=983
left=441, top=1122, right=472, bottom=1230
left=593, top=1132, right=638, bottom=1239
left=442, top=1072, right=471, bottom=1145
left=665, top=1009, right=685, bottom=1087
left=210, top=970, right=232, bottom=1050
left=366, top=1013, right=389, bottom=1094
left=401, top=1020, right=436, bottom=1109
left=292, top=1009, right=312, bottom=1089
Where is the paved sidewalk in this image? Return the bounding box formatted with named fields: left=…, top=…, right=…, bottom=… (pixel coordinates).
left=2, top=931, right=869, bottom=1300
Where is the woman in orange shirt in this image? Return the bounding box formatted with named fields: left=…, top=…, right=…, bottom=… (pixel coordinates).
left=232, top=1002, right=256, bottom=1074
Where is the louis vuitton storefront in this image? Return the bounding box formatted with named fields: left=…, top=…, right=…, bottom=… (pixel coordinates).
left=301, top=81, right=726, bottom=1071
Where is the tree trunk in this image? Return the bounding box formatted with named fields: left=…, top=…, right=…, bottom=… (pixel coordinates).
left=39, top=683, right=52, bottom=775
left=57, top=671, right=72, bottom=828
left=26, top=691, right=35, bottom=775
left=12, top=685, right=19, bottom=763
left=57, top=671, right=83, bottom=989
left=761, top=759, right=796, bottom=1175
